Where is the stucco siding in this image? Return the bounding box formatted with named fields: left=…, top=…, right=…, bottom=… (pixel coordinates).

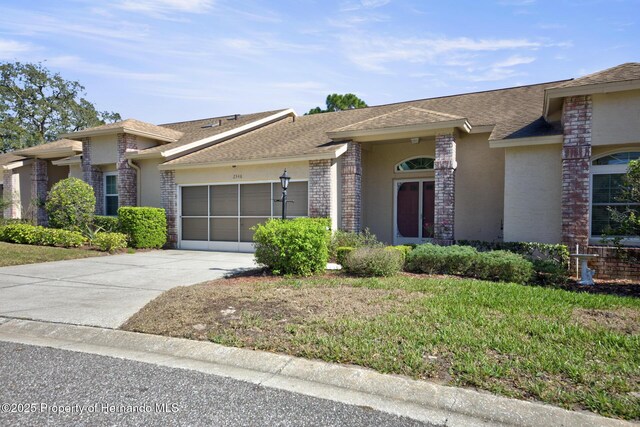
left=139, top=159, right=162, bottom=208
left=17, top=165, right=32, bottom=216
left=455, top=133, right=505, bottom=241
left=174, top=161, right=309, bottom=185
left=91, top=135, right=117, bottom=165
left=47, top=164, right=69, bottom=191
left=504, top=144, right=562, bottom=243
left=69, top=164, right=83, bottom=179
left=592, top=89, right=640, bottom=146
left=362, top=138, right=436, bottom=244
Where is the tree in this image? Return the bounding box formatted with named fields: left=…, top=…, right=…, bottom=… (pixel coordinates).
left=45, top=177, right=96, bottom=233
left=0, top=62, right=121, bottom=153
left=306, top=93, right=368, bottom=115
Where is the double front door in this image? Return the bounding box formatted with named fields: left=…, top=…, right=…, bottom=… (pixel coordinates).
left=394, top=179, right=435, bottom=245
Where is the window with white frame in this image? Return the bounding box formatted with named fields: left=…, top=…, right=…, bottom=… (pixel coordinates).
left=395, top=157, right=434, bottom=172
left=104, top=173, right=119, bottom=216
left=590, top=151, right=640, bottom=238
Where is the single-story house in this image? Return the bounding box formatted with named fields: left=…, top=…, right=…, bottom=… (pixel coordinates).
left=2, top=63, right=639, bottom=279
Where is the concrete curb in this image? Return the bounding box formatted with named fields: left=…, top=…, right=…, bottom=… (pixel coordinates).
left=0, top=318, right=633, bottom=427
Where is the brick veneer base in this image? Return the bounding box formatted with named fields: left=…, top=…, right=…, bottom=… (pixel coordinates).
left=117, top=133, right=138, bottom=207
left=309, top=159, right=333, bottom=218
left=341, top=142, right=362, bottom=232
left=31, top=159, right=48, bottom=226
left=587, top=246, right=640, bottom=281
left=161, top=170, right=177, bottom=248
left=434, top=133, right=456, bottom=245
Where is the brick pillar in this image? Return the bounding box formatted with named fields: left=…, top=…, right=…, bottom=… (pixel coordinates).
left=161, top=170, right=177, bottom=248
left=309, top=159, right=333, bottom=218
left=561, top=95, right=592, bottom=251
left=31, top=159, right=48, bottom=226
left=117, top=133, right=137, bottom=207
left=434, top=132, right=457, bottom=245
left=81, top=137, right=104, bottom=215
left=341, top=142, right=362, bottom=232
left=2, top=170, right=20, bottom=219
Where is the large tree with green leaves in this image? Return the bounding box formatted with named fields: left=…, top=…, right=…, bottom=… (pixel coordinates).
left=0, top=62, right=121, bottom=153
left=306, top=93, right=368, bottom=115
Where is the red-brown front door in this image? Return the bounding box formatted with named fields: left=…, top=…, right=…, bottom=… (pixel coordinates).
left=395, top=180, right=435, bottom=244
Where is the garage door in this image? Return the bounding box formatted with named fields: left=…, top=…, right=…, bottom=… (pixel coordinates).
left=179, top=181, right=308, bottom=252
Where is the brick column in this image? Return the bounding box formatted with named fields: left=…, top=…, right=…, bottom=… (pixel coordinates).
left=561, top=95, right=592, bottom=251
left=341, top=142, right=362, bottom=232
left=31, top=159, right=48, bottom=226
left=2, top=170, right=20, bottom=219
left=309, top=159, right=333, bottom=218
left=434, top=132, right=457, bottom=245
left=81, top=137, right=104, bottom=215
left=161, top=170, right=177, bottom=248
left=117, top=133, right=138, bottom=207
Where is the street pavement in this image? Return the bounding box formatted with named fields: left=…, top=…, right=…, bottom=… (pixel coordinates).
left=0, top=341, right=434, bottom=427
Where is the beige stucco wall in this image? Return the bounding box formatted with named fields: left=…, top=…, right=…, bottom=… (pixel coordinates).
left=592, top=89, right=640, bottom=146
left=174, top=161, right=309, bottom=185
left=138, top=159, right=162, bottom=208
left=17, top=165, right=32, bottom=217
left=47, top=164, right=69, bottom=191
left=503, top=144, right=562, bottom=243
left=91, top=135, right=117, bottom=165
left=362, top=138, right=436, bottom=244
left=455, top=133, right=505, bottom=241
left=361, top=133, right=504, bottom=244
left=69, top=164, right=83, bottom=179
left=592, top=143, right=640, bottom=158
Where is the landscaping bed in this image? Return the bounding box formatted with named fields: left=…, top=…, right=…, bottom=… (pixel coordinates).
left=0, top=241, right=104, bottom=267
left=122, top=272, right=640, bottom=420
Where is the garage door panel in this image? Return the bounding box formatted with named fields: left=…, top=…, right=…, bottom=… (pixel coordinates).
left=182, top=218, right=208, bottom=241
left=240, top=184, right=271, bottom=216
left=210, top=185, right=238, bottom=216
left=210, top=218, right=238, bottom=242
left=273, top=182, right=308, bottom=217
left=240, top=217, right=269, bottom=242
left=182, top=186, right=208, bottom=216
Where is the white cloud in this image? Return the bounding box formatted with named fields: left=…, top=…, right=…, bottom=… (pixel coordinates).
left=492, top=55, right=535, bottom=68
left=115, top=0, right=214, bottom=14
left=47, top=55, right=175, bottom=81
left=361, top=0, right=391, bottom=8
left=0, top=39, right=32, bottom=59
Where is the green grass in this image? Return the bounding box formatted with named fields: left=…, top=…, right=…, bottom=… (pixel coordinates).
left=0, top=241, right=103, bottom=266
left=123, top=274, right=640, bottom=420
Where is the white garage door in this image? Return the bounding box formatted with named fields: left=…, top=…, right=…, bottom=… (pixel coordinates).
left=179, top=181, right=308, bottom=252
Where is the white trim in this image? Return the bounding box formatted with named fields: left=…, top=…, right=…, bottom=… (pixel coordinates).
left=489, top=135, right=563, bottom=149
left=392, top=178, right=435, bottom=245
left=52, top=156, right=82, bottom=166
left=1, top=159, right=34, bottom=170
left=162, top=109, right=296, bottom=159
left=327, top=120, right=470, bottom=141
left=544, top=79, right=640, bottom=117
left=468, top=125, right=495, bottom=134
left=158, top=146, right=347, bottom=171
left=63, top=127, right=181, bottom=143
left=394, top=156, right=435, bottom=174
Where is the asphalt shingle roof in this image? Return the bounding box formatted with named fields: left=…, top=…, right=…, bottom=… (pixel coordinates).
left=0, top=152, right=24, bottom=167
left=549, top=63, right=640, bottom=90
left=13, top=139, right=82, bottom=156
left=70, top=119, right=184, bottom=141
left=165, top=80, right=568, bottom=166
left=332, top=107, right=465, bottom=132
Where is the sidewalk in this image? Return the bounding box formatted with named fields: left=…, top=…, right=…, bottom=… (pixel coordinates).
left=0, top=317, right=633, bottom=427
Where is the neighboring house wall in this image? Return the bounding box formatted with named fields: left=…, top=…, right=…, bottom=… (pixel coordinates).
left=591, top=89, right=640, bottom=146
left=503, top=144, right=562, bottom=243
left=455, top=133, right=505, bottom=242
left=362, top=137, right=436, bottom=245
left=138, top=158, right=163, bottom=208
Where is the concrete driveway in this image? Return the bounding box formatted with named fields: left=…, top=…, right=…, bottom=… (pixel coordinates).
left=0, top=250, right=256, bottom=328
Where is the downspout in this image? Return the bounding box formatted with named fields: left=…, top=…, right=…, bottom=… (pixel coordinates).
left=127, top=159, right=141, bottom=206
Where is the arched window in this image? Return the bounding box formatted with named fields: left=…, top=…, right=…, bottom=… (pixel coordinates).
left=590, top=150, right=640, bottom=239
left=395, top=157, right=434, bottom=173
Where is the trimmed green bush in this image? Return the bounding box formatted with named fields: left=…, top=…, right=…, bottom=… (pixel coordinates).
left=330, top=228, right=382, bottom=259
left=93, top=232, right=128, bottom=252
left=93, top=215, right=121, bottom=233
left=0, top=223, right=85, bottom=248
left=532, top=259, right=571, bottom=285
left=471, top=250, right=534, bottom=284
left=45, top=177, right=96, bottom=232
left=118, top=207, right=167, bottom=249
left=343, top=247, right=404, bottom=277
left=457, top=240, right=569, bottom=267
left=336, top=247, right=354, bottom=266
left=253, top=217, right=331, bottom=276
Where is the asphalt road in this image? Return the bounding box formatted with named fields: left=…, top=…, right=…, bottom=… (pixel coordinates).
left=0, top=342, right=436, bottom=427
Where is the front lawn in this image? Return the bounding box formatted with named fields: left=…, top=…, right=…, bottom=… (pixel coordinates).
left=0, top=241, right=104, bottom=267
left=122, top=274, right=640, bottom=420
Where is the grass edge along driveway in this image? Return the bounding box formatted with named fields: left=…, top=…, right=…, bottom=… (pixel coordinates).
left=122, top=273, right=640, bottom=421
left=0, top=241, right=104, bottom=267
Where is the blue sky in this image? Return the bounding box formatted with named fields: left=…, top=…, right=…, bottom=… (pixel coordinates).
left=0, top=0, right=637, bottom=123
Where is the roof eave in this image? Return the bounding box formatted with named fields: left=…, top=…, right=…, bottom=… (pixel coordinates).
left=62, top=127, right=181, bottom=143
left=327, top=119, right=471, bottom=142
left=1, top=158, right=34, bottom=170
left=489, top=134, right=563, bottom=149
left=544, top=79, right=640, bottom=117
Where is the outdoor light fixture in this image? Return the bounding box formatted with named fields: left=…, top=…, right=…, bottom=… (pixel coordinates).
left=279, top=169, right=291, bottom=220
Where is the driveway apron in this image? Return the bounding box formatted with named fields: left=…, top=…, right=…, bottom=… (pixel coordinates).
left=0, top=250, right=256, bottom=328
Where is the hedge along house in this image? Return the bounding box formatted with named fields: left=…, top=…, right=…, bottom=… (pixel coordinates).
left=2, top=63, right=639, bottom=279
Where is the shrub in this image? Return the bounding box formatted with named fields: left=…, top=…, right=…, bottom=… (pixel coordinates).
left=471, top=250, right=534, bottom=284
left=118, top=207, right=167, bottom=249
left=93, top=232, right=128, bottom=252
left=406, top=244, right=478, bottom=275
left=45, top=177, right=96, bottom=232
left=457, top=240, right=569, bottom=267
left=93, top=215, right=121, bottom=233
left=253, top=217, right=331, bottom=276
left=330, top=228, right=382, bottom=259
left=532, top=259, right=571, bottom=285
left=336, top=247, right=354, bottom=266
left=343, top=247, right=404, bottom=277
left=0, top=223, right=85, bottom=247
left=384, top=245, right=412, bottom=267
